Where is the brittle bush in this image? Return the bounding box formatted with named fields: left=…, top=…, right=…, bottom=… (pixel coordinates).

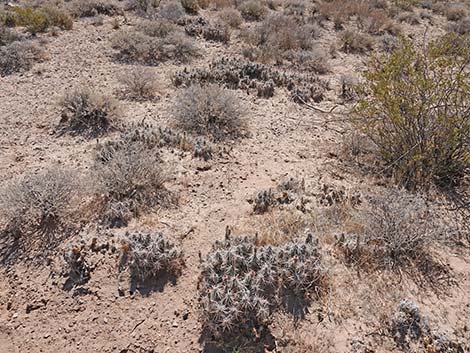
left=11, top=6, right=72, bottom=34
left=353, top=34, right=470, bottom=189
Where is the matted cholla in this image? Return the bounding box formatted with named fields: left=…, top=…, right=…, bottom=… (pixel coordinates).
left=198, top=228, right=326, bottom=339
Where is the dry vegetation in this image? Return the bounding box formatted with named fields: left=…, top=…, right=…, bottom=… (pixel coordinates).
left=0, top=0, right=469, bottom=352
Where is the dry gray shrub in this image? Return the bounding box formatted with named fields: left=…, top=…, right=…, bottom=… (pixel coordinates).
left=173, top=84, right=246, bottom=140
left=336, top=189, right=438, bottom=269
left=0, top=167, right=80, bottom=242
left=93, top=134, right=173, bottom=222
left=119, top=67, right=160, bottom=101
left=121, top=231, right=184, bottom=281
left=0, top=41, right=45, bottom=76
left=59, top=87, right=121, bottom=137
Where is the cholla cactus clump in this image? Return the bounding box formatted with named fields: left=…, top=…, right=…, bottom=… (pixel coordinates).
left=63, top=245, right=91, bottom=286
left=391, top=299, right=429, bottom=347
left=199, top=229, right=325, bottom=340
left=251, top=177, right=306, bottom=214
left=121, top=231, right=184, bottom=282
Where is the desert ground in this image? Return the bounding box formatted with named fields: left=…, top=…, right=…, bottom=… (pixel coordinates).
left=0, top=0, right=469, bottom=352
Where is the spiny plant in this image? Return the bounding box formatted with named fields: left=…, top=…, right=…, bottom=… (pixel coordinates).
left=63, top=244, right=92, bottom=287
left=353, top=34, right=470, bottom=190
left=59, top=87, right=121, bottom=138
left=121, top=231, right=184, bottom=282
left=199, top=229, right=326, bottom=342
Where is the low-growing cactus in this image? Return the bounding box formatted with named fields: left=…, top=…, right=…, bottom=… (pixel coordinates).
left=199, top=229, right=325, bottom=341
left=63, top=245, right=92, bottom=287
left=121, top=231, right=184, bottom=282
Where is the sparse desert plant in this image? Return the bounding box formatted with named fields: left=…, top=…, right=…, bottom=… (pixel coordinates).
left=217, top=8, right=243, bottom=28
left=173, top=84, right=246, bottom=140
left=131, top=0, right=161, bottom=14
left=391, top=299, right=429, bottom=348
left=41, top=5, right=73, bottom=30
left=68, top=0, right=120, bottom=17
left=137, top=18, right=177, bottom=38
left=181, top=0, right=200, bottom=14
left=119, top=67, right=160, bottom=101
left=11, top=6, right=48, bottom=34
left=121, top=231, right=184, bottom=281
left=158, top=1, right=186, bottom=22
left=0, top=25, right=20, bottom=46
left=112, top=30, right=198, bottom=65
left=199, top=230, right=325, bottom=341
left=445, top=4, right=467, bottom=21
left=93, top=135, right=173, bottom=219
left=0, top=40, right=45, bottom=76
left=238, top=0, right=267, bottom=21
left=0, top=167, right=80, bottom=244
left=340, top=29, right=375, bottom=53
left=448, top=17, right=470, bottom=35
left=336, top=189, right=437, bottom=269
left=59, top=87, right=121, bottom=137
left=353, top=34, right=470, bottom=189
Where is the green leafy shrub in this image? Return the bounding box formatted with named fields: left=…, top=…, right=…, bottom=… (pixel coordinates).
left=353, top=34, right=470, bottom=189
left=12, top=7, right=48, bottom=34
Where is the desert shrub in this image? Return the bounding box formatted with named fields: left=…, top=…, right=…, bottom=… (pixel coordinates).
left=340, top=30, right=375, bottom=53
left=199, top=230, right=326, bottom=342
left=158, top=1, right=186, bottom=22
left=448, top=17, right=470, bottom=35
left=238, top=0, right=267, bottom=21
left=121, top=231, right=184, bottom=281
left=217, top=7, right=243, bottom=28
left=336, top=190, right=437, bottom=269
left=362, top=9, right=399, bottom=35
left=173, top=84, right=245, bottom=140
left=445, top=4, right=467, bottom=21
left=69, top=0, right=120, bottom=17
left=184, top=17, right=231, bottom=43
left=353, top=34, right=470, bottom=189
left=393, top=0, right=418, bottom=11
left=0, top=25, right=20, bottom=46
left=137, top=18, right=177, bottom=37
left=11, top=6, right=48, bottom=34
left=112, top=30, right=198, bottom=65
left=0, top=41, right=44, bottom=76
left=131, top=0, right=161, bottom=14
left=58, top=87, right=120, bottom=137
left=93, top=135, right=172, bottom=220
left=41, top=5, right=73, bottom=30
left=0, top=167, right=79, bottom=243
left=181, top=0, right=200, bottom=14
left=119, top=67, right=159, bottom=101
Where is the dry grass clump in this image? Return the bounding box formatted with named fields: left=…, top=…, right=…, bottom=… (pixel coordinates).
left=158, top=1, right=186, bottom=22
left=217, top=7, right=243, bottom=28
left=448, top=17, right=470, bottom=35
left=58, top=87, right=121, bottom=138
left=199, top=230, right=326, bottom=344
left=353, top=34, right=470, bottom=189
left=445, top=4, right=467, bottom=21
left=119, top=67, right=160, bottom=101
left=93, top=137, right=172, bottom=224
left=0, top=40, right=45, bottom=76
left=111, top=28, right=199, bottom=65
left=181, top=0, right=200, bottom=14
left=238, top=0, right=268, bottom=21
left=0, top=167, right=80, bottom=245
left=336, top=189, right=437, bottom=270
left=340, top=29, right=375, bottom=53
left=0, top=25, right=20, bottom=46
left=68, top=0, right=121, bottom=17
left=121, top=231, right=184, bottom=282
left=173, top=84, right=246, bottom=141
left=242, top=14, right=319, bottom=64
